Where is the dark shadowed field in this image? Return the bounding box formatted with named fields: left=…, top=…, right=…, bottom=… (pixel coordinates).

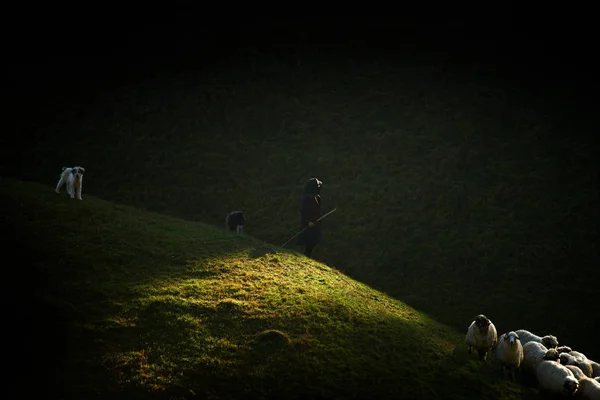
left=2, top=17, right=598, bottom=399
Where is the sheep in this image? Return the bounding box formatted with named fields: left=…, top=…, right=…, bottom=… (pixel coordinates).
left=515, top=329, right=559, bottom=348
left=577, top=377, right=600, bottom=400
left=591, top=360, right=600, bottom=378
left=563, top=366, right=600, bottom=399
left=571, top=351, right=595, bottom=377
left=536, top=360, right=579, bottom=396
left=565, top=365, right=587, bottom=380
left=571, top=351, right=590, bottom=360
left=557, top=346, right=573, bottom=353
left=465, top=314, right=498, bottom=361
left=522, top=342, right=560, bottom=376
left=494, top=331, right=524, bottom=381
left=560, top=352, right=594, bottom=378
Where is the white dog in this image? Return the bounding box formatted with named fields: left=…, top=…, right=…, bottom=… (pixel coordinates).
left=55, top=166, right=85, bottom=200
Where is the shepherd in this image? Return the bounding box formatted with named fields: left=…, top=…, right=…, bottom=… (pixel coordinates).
left=297, top=177, right=323, bottom=258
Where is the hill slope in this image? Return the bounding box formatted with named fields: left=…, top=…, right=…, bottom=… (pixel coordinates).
left=4, top=56, right=598, bottom=360
left=1, top=178, right=540, bottom=400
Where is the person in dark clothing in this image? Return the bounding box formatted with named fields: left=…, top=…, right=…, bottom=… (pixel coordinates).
left=297, top=177, right=323, bottom=258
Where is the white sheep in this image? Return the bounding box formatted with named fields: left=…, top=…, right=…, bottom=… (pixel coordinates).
left=588, top=360, right=600, bottom=378
left=465, top=314, right=498, bottom=361
left=560, top=352, right=594, bottom=378
left=565, top=365, right=587, bottom=380
left=536, top=360, right=579, bottom=396
left=557, top=345, right=573, bottom=353
left=566, top=350, right=600, bottom=378
left=571, top=351, right=591, bottom=360
left=494, top=331, right=524, bottom=381
left=514, top=329, right=559, bottom=348
left=522, top=342, right=559, bottom=376
left=577, top=377, right=600, bottom=400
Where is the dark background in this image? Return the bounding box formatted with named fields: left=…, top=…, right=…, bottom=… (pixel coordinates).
left=3, top=11, right=599, bottom=398
left=4, top=13, right=597, bottom=97
left=4, top=13, right=598, bottom=152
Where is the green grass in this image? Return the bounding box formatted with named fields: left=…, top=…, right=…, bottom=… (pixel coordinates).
left=2, top=178, right=540, bottom=399
left=2, top=58, right=598, bottom=398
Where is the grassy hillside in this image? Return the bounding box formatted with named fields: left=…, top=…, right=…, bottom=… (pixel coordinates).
left=4, top=56, right=598, bottom=359
left=2, top=178, right=540, bottom=399
left=3, top=38, right=599, bottom=399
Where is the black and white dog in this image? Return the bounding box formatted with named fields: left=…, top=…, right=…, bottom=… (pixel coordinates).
left=225, top=211, right=245, bottom=234
left=55, top=166, right=85, bottom=200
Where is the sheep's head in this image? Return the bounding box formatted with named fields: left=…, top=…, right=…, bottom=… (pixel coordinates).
left=560, top=353, right=574, bottom=365
left=544, top=349, right=560, bottom=361
left=503, top=331, right=520, bottom=346
left=474, top=314, right=491, bottom=333
left=561, top=376, right=578, bottom=396
left=541, top=335, right=559, bottom=349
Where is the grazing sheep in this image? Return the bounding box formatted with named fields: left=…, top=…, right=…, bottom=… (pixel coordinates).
left=557, top=346, right=573, bottom=353
left=536, top=360, right=579, bottom=396
left=515, top=329, right=559, bottom=348
left=571, top=351, right=590, bottom=359
left=560, top=352, right=594, bottom=378
left=577, top=377, right=600, bottom=400
left=465, top=314, right=498, bottom=361
left=494, top=331, right=524, bottom=381
left=565, top=365, right=587, bottom=380
left=590, top=360, right=600, bottom=378
left=571, top=351, right=596, bottom=377
left=522, top=342, right=560, bottom=376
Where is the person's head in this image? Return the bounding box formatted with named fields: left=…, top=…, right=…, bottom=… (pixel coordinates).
left=303, top=177, right=323, bottom=195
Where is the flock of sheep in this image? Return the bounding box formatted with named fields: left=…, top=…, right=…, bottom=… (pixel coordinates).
left=465, top=314, right=600, bottom=398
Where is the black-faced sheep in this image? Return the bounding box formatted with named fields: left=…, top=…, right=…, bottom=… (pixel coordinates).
left=515, top=329, right=559, bottom=348
left=465, top=314, right=498, bottom=361
left=560, top=351, right=594, bottom=378
left=494, top=331, right=524, bottom=381
left=536, top=360, right=579, bottom=396
left=522, top=342, right=560, bottom=376
left=577, top=376, right=600, bottom=400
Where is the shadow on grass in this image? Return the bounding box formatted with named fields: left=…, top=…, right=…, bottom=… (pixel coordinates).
left=0, top=179, right=266, bottom=399
left=431, top=344, right=544, bottom=400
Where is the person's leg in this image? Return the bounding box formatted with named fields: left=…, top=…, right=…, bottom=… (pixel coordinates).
left=304, top=244, right=315, bottom=258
